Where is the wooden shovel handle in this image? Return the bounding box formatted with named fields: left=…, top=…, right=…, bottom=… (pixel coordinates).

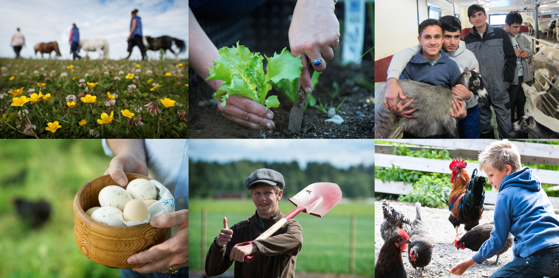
left=237, top=218, right=288, bottom=262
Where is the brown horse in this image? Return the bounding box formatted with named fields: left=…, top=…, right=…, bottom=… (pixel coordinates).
left=34, top=42, right=62, bottom=59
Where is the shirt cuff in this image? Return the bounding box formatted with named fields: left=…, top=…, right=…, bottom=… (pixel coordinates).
left=472, top=253, right=485, bottom=264
left=101, top=139, right=115, bottom=157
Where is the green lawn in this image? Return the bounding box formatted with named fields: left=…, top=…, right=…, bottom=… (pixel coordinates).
left=189, top=199, right=375, bottom=276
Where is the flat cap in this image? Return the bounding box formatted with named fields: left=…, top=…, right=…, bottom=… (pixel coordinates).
left=245, top=168, right=284, bottom=190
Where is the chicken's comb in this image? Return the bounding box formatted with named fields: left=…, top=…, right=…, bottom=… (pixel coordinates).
left=397, top=229, right=410, bottom=239
left=449, top=158, right=467, bottom=170
left=453, top=237, right=460, bottom=248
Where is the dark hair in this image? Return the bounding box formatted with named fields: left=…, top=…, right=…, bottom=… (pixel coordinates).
left=132, top=9, right=138, bottom=14
left=418, top=19, right=442, bottom=36
left=506, top=11, right=523, bottom=26
left=17, top=27, right=20, bottom=31
left=468, top=4, right=486, bottom=18
left=440, top=16, right=462, bottom=33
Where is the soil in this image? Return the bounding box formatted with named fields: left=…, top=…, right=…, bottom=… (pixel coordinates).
left=189, top=61, right=374, bottom=138
left=189, top=270, right=372, bottom=278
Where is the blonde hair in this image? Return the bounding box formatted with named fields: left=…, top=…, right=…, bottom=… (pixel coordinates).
left=478, top=140, right=522, bottom=173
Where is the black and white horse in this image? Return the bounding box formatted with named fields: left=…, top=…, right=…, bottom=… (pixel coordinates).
left=126, top=35, right=186, bottom=60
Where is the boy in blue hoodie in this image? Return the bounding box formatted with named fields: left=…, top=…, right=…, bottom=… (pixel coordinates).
left=447, top=140, right=559, bottom=277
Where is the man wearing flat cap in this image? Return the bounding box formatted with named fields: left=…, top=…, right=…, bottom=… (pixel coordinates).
left=205, top=168, right=303, bottom=278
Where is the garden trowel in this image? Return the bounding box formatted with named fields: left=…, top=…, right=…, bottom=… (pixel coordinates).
left=234, top=182, right=342, bottom=262
left=288, top=62, right=315, bottom=133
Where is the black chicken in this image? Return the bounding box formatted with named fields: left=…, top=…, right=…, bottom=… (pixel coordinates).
left=13, top=198, right=51, bottom=228
left=455, top=222, right=513, bottom=265
left=381, top=200, right=411, bottom=242
left=408, top=202, right=434, bottom=276
left=375, top=229, right=410, bottom=278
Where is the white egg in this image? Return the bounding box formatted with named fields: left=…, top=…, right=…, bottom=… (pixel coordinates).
left=85, top=206, right=101, bottom=217
left=126, top=179, right=157, bottom=200
left=143, top=199, right=157, bottom=208
left=123, top=199, right=149, bottom=221
left=99, top=185, right=133, bottom=211
left=91, top=207, right=123, bottom=225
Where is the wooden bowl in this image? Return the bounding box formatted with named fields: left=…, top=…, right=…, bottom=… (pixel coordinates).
left=73, top=173, right=171, bottom=269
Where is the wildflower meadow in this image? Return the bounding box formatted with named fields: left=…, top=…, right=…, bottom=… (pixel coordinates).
left=0, top=58, right=188, bottom=138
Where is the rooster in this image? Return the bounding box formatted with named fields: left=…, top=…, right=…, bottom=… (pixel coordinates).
left=408, top=202, right=434, bottom=276
left=455, top=222, right=513, bottom=265
left=381, top=200, right=411, bottom=242
left=375, top=229, right=410, bottom=278
left=448, top=158, right=486, bottom=238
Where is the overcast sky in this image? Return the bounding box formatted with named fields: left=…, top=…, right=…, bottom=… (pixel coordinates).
left=189, top=139, right=375, bottom=170
left=0, top=0, right=188, bottom=60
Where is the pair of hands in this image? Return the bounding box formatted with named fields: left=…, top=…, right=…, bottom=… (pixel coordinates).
left=217, top=217, right=257, bottom=262
left=217, top=0, right=339, bottom=132
left=515, top=49, right=529, bottom=59
left=384, top=79, right=469, bottom=120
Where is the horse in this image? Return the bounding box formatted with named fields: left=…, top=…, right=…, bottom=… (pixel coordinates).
left=77, top=39, right=110, bottom=59
left=34, top=42, right=61, bottom=59
left=125, top=35, right=186, bottom=60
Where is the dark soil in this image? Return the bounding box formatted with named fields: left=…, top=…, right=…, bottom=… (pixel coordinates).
left=189, top=61, right=374, bottom=138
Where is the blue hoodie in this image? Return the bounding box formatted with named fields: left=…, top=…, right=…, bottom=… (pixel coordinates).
left=473, top=167, right=559, bottom=264
left=399, top=50, right=461, bottom=88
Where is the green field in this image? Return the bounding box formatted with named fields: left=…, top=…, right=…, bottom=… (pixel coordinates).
left=0, top=140, right=122, bottom=278
left=189, top=199, right=375, bottom=276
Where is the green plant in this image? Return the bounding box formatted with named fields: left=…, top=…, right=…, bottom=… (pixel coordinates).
left=375, top=164, right=423, bottom=185
left=336, top=96, right=347, bottom=113
left=399, top=175, right=451, bottom=208
left=275, top=67, right=322, bottom=104
left=393, top=145, right=451, bottom=160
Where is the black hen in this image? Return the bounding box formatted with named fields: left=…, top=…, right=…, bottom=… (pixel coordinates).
left=455, top=222, right=513, bottom=265
left=381, top=200, right=411, bottom=242
left=13, top=198, right=51, bottom=228
left=375, top=229, right=410, bottom=278
left=408, top=202, right=435, bottom=276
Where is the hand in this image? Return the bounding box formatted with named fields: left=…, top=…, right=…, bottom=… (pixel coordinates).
left=520, top=50, right=529, bottom=59
left=289, top=0, right=339, bottom=93
left=384, top=78, right=407, bottom=113
left=393, top=96, right=417, bottom=118
left=514, top=49, right=522, bottom=57
left=230, top=242, right=256, bottom=262
left=128, top=210, right=189, bottom=274
left=217, top=217, right=233, bottom=247
left=450, top=99, right=467, bottom=119
left=446, top=258, right=476, bottom=275
left=452, top=84, right=472, bottom=100
left=103, top=140, right=148, bottom=187
left=217, top=95, right=275, bottom=133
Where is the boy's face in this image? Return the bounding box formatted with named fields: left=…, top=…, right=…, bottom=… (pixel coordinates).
left=251, top=184, right=283, bottom=219
left=484, top=165, right=512, bottom=190
left=469, top=11, right=487, bottom=30
left=505, top=23, right=522, bottom=37
left=443, top=30, right=461, bottom=53
left=418, top=25, right=443, bottom=60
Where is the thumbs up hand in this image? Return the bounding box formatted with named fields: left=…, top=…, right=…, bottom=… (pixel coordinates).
left=217, top=217, right=233, bottom=247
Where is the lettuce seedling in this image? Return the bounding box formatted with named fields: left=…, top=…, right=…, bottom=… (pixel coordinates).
left=207, top=43, right=303, bottom=110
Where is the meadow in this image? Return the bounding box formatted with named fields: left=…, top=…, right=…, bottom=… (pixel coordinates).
left=189, top=199, right=375, bottom=276
left=0, top=58, right=188, bottom=138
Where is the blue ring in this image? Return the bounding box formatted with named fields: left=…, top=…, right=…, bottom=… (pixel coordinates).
left=312, top=59, right=322, bottom=66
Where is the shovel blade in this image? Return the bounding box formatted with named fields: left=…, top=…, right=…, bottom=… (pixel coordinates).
left=288, top=105, right=304, bottom=133
left=288, top=182, right=342, bottom=218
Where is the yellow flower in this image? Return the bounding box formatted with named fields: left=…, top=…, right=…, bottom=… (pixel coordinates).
left=8, top=87, right=24, bottom=97
left=67, top=101, right=76, bottom=108
left=9, top=76, right=15, bottom=80
left=107, top=92, right=115, bottom=100
left=146, top=78, right=153, bottom=84
left=72, top=77, right=76, bottom=80
left=87, top=82, right=98, bottom=88
left=45, top=121, right=62, bottom=133
left=30, top=93, right=43, bottom=103
left=150, top=85, right=162, bottom=91
left=97, top=111, right=114, bottom=125
left=165, top=73, right=173, bottom=77
left=185, top=84, right=189, bottom=87
left=42, top=93, right=51, bottom=101
left=160, top=98, right=176, bottom=108
left=11, top=96, right=29, bottom=107
left=37, top=82, right=47, bottom=88
left=126, top=73, right=134, bottom=79
left=176, top=63, right=184, bottom=68
left=68, top=65, right=74, bottom=70
left=79, top=119, right=87, bottom=126
left=121, top=109, right=134, bottom=118
left=136, top=64, right=140, bottom=68
left=81, top=94, right=97, bottom=104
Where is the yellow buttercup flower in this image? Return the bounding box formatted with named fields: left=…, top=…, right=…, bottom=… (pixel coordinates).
left=176, top=63, right=184, bottom=68
left=121, top=109, right=134, bottom=118
left=37, top=82, right=46, bottom=88
left=126, top=73, right=134, bottom=79
left=29, top=93, right=43, bottom=103
left=165, top=73, right=173, bottom=77
left=11, top=96, right=29, bottom=107
left=97, top=111, right=114, bottom=125
left=42, top=93, right=51, bottom=101
left=72, top=77, right=76, bottom=80
left=81, top=94, right=97, bottom=104
left=146, top=78, right=153, bottom=84
left=160, top=98, right=176, bottom=108
left=107, top=92, right=115, bottom=100
left=67, top=101, right=76, bottom=108
left=68, top=65, right=74, bottom=70
left=87, top=82, right=98, bottom=88
left=185, top=84, right=189, bottom=87
left=136, top=64, right=140, bottom=68
left=45, top=121, right=62, bottom=133
left=150, top=85, right=162, bottom=91
left=79, top=119, right=87, bottom=126
left=9, top=76, right=14, bottom=80
left=8, top=87, right=24, bottom=97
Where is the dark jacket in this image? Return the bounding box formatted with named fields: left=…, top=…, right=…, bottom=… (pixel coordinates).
left=205, top=209, right=303, bottom=278
left=399, top=50, right=462, bottom=87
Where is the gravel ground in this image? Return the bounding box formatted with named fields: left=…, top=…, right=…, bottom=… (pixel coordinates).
left=374, top=200, right=513, bottom=278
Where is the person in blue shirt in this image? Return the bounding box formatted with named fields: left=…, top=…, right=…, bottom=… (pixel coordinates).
left=69, top=23, right=81, bottom=60
left=103, top=139, right=188, bottom=277
left=447, top=140, right=559, bottom=277
left=128, top=9, right=146, bottom=60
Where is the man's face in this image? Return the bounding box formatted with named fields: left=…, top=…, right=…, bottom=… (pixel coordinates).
left=469, top=11, right=487, bottom=29
left=443, top=30, right=461, bottom=53
left=506, top=23, right=522, bottom=37
left=418, top=25, right=443, bottom=59
left=251, top=184, right=283, bottom=218
left=484, top=166, right=511, bottom=190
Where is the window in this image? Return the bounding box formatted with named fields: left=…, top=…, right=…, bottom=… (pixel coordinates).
left=428, top=6, right=442, bottom=19
left=489, top=14, right=507, bottom=26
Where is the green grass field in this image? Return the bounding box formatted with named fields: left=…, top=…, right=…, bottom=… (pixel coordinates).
left=0, top=140, right=122, bottom=278
left=189, top=199, right=375, bottom=276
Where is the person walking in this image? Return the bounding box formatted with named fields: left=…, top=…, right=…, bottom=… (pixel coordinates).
left=11, top=28, right=25, bottom=58
left=127, top=9, right=146, bottom=60
left=69, top=23, right=81, bottom=60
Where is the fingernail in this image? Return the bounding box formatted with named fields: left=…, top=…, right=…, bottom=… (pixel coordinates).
left=128, top=257, right=134, bottom=264
left=304, top=87, right=312, bottom=94
left=266, top=123, right=272, bottom=129
left=266, top=113, right=273, bottom=120
left=117, top=178, right=126, bottom=186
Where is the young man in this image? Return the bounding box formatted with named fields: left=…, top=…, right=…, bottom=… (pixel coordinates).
left=504, top=11, right=533, bottom=136
left=464, top=4, right=517, bottom=139
left=69, top=24, right=81, bottom=60
left=205, top=168, right=303, bottom=277
left=447, top=141, right=559, bottom=277
left=385, top=16, right=480, bottom=138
